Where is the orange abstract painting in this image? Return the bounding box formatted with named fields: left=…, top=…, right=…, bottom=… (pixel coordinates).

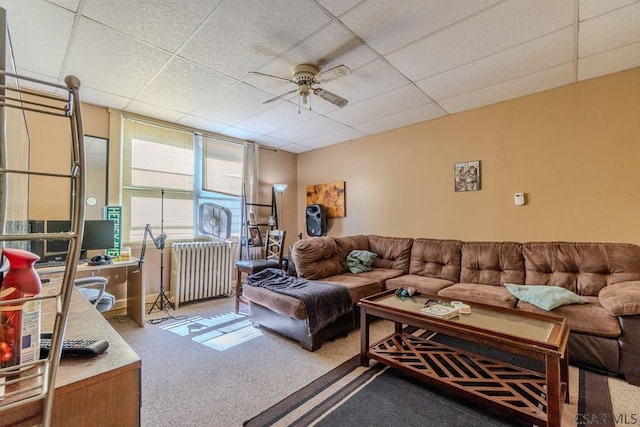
left=306, top=181, right=346, bottom=218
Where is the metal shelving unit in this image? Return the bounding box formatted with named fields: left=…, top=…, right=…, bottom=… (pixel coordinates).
left=0, top=62, right=86, bottom=426
left=238, top=186, right=278, bottom=260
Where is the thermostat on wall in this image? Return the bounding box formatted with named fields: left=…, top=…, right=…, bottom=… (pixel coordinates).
left=515, top=193, right=525, bottom=206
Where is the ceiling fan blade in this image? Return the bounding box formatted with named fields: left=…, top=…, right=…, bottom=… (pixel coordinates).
left=263, top=89, right=298, bottom=104
left=248, top=71, right=293, bottom=83
left=315, top=65, right=351, bottom=83
left=313, top=88, right=348, bottom=108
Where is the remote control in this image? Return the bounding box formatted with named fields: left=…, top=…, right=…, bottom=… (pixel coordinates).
left=40, top=333, right=109, bottom=359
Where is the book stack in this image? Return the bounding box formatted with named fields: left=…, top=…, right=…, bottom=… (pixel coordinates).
left=421, top=302, right=460, bottom=319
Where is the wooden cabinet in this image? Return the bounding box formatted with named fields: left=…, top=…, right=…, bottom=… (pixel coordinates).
left=0, top=283, right=141, bottom=427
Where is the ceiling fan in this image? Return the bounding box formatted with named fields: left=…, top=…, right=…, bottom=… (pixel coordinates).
left=250, top=64, right=351, bottom=108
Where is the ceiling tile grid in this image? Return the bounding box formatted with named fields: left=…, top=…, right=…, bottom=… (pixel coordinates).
left=1, top=0, right=639, bottom=153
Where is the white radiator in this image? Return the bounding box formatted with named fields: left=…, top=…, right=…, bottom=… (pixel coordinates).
left=170, top=240, right=235, bottom=308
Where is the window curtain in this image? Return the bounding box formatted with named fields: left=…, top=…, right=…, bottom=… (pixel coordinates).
left=243, top=142, right=259, bottom=206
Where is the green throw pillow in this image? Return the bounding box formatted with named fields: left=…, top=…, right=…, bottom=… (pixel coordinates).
left=347, top=250, right=377, bottom=274
left=505, top=283, right=588, bottom=311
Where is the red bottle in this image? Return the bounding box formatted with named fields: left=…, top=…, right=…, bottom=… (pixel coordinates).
left=0, top=248, right=42, bottom=367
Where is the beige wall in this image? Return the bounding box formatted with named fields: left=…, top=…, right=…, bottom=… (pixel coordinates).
left=296, top=67, right=640, bottom=245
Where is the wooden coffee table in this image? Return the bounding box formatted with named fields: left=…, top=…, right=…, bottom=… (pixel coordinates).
left=359, top=290, right=570, bottom=427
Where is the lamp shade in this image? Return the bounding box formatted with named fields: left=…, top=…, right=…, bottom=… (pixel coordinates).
left=273, top=183, right=288, bottom=193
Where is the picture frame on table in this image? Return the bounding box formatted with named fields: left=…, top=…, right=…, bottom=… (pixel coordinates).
left=248, top=226, right=262, bottom=246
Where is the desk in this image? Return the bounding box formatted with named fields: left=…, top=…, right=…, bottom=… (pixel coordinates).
left=37, top=259, right=146, bottom=326
left=0, top=282, right=141, bottom=427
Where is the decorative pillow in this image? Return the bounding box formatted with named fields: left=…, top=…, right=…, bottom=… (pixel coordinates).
left=505, top=283, right=587, bottom=311
left=347, top=250, right=377, bottom=274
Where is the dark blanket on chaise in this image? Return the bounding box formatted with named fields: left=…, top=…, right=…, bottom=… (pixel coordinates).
left=244, top=268, right=353, bottom=335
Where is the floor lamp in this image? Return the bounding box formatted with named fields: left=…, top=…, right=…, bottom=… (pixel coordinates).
left=273, top=183, right=288, bottom=229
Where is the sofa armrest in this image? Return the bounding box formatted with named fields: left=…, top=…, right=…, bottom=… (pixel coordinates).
left=599, top=281, right=640, bottom=316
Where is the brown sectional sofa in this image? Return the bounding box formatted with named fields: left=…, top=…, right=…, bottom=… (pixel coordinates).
left=241, top=234, right=640, bottom=385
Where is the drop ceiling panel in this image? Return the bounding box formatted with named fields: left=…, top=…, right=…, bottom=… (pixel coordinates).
left=355, top=103, right=447, bottom=135
left=578, top=41, right=640, bottom=81
left=136, top=58, right=237, bottom=114
left=270, top=116, right=347, bottom=143
left=82, top=0, right=222, bottom=52
left=235, top=102, right=318, bottom=136
left=179, top=0, right=331, bottom=79
left=65, top=18, right=171, bottom=98
left=417, top=27, right=575, bottom=101
left=177, top=115, right=227, bottom=134
left=439, top=62, right=575, bottom=114
left=386, top=0, right=574, bottom=81
left=578, top=1, right=640, bottom=57
left=341, top=0, right=501, bottom=55
left=79, top=86, right=132, bottom=110
left=125, top=100, right=187, bottom=124
left=189, top=82, right=275, bottom=125
left=328, top=84, right=432, bottom=126
left=316, top=0, right=363, bottom=17
left=579, top=0, right=638, bottom=20
left=0, top=0, right=74, bottom=78
left=47, top=0, right=80, bottom=10
left=297, top=126, right=366, bottom=150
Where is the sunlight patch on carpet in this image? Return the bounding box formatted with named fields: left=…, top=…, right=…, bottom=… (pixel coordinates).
left=160, top=311, right=262, bottom=351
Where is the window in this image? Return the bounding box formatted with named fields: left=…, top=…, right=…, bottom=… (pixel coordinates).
left=121, top=118, right=194, bottom=243
left=195, top=135, right=244, bottom=237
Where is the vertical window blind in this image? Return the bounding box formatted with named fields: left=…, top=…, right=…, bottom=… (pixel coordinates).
left=121, top=118, right=195, bottom=242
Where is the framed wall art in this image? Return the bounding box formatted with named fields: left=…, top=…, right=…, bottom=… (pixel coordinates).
left=454, top=160, right=480, bottom=192
left=306, top=181, right=346, bottom=218
left=248, top=226, right=262, bottom=246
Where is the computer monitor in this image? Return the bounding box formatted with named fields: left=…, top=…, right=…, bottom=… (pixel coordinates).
left=82, top=220, right=115, bottom=251
left=45, top=219, right=115, bottom=254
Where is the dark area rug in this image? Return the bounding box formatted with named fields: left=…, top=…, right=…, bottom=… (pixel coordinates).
left=245, top=332, right=612, bottom=427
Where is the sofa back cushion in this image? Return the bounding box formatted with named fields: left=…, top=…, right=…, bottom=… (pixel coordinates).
left=334, top=235, right=370, bottom=267
left=409, top=238, right=463, bottom=282
left=523, top=242, right=640, bottom=296
left=460, top=241, right=525, bottom=286
left=367, top=235, right=414, bottom=273
left=291, top=237, right=343, bottom=280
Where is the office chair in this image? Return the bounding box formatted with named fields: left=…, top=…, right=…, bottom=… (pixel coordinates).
left=74, top=276, right=116, bottom=313
left=235, top=229, right=286, bottom=313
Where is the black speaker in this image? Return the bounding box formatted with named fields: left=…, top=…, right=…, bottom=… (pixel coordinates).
left=306, top=204, right=327, bottom=237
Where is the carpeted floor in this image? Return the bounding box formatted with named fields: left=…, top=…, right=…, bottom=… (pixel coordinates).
left=109, top=296, right=640, bottom=427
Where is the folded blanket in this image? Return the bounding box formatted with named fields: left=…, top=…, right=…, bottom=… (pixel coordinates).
left=347, top=250, right=377, bottom=273
left=244, top=268, right=352, bottom=335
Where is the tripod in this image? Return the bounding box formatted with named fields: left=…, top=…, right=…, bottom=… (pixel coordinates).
left=140, top=189, right=174, bottom=313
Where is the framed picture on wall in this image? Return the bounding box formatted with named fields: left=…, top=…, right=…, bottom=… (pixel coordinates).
left=248, top=226, right=262, bottom=246
left=454, top=160, right=480, bottom=192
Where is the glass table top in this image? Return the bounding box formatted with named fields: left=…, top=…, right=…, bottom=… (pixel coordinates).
left=368, top=293, right=556, bottom=344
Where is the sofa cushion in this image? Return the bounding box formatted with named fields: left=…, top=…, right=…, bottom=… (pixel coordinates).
left=291, top=237, right=343, bottom=280
left=243, top=285, right=306, bottom=320
left=335, top=235, right=370, bottom=266
left=386, top=274, right=455, bottom=295
left=516, top=296, right=621, bottom=338
left=460, top=241, right=525, bottom=286
left=523, top=242, right=640, bottom=296
left=599, top=281, right=640, bottom=316
left=505, top=284, right=587, bottom=311
left=367, top=235, right=413, bottom=273
left=409, top=238, right=462, bottom=283
left=437, top=283, right=517, bottom=308
left=321, top=273, right=385, bottom=302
